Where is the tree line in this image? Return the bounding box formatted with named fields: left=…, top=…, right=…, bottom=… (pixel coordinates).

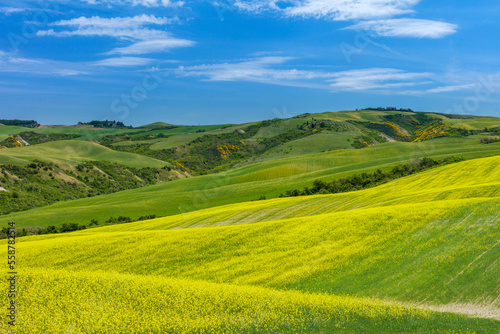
left=278, top=156, right=465, bottom=198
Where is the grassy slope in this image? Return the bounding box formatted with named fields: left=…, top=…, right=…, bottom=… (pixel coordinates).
left=0, top=140, right=169, bottom=167
left=124, top=123, right=253, bottom=149
left=3, top=137, right=500, bottom=228
left=252, top=131, right=360, bottom=161
left=148, top=132, right=212, bottom=150
left=5, top=155, right=500, bottom=332
left=86, top=155, right=500, bottom=232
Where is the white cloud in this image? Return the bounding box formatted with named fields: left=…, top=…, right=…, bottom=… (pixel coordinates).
left=328, top=68, right=431, bottom=90
left=53, top=14, right=176, bottom=28
left=426, top=83, right=477, bottom=93
left=92, top=57, right=155, bottom=66
left=175, top=57, right=435, bottom=92
left=38, top=15, right=177, bottom=40
left=106, top=38, right=195, bottom=55
left=36, top=14, right=194, bottom=55
left=176, top=56, right=330, bottom=83
left=79, top=0, right=184, bottom=7
left=0, top=7, right=27, bottom=15
left=229, top=0, right=457, bottom=39
left=287, top=0, right=419, bottom=20
left=345, top=18, right=458, bottom=38
left=0, top=54, right=89, bottom=76
left=233, top=0, right=419, bottom=20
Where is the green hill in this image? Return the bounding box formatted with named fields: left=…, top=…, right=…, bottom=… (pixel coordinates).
left=3, top=136, right=500, bottom=229
left=138, top=121, right=173, bottom=129
left=90, top=110, right=500, bottom=174
left=0, top=140, right=169, bottom=168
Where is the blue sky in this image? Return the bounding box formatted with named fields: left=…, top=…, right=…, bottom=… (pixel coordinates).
left=0, top=0, right=499, bottom=126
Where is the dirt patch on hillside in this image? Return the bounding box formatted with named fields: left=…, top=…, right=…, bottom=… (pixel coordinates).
left=410, top=302, right=500, bottom=320
left=378, top=133, right=396, bottom=142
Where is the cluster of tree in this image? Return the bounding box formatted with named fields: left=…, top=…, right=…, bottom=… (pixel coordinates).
left=98, top=130, right=170, bottom=146
left=480, top=136, right=500, bottom=144
left=78, top=120, right=132, bottom=128
left=278, top=156, right=465, bottom=198
left=0, top=223, right=86, bottom=238
left=97, top=214, right=157, bottom=226
left=364, top=107, right=414, bottom=112
left=0, top=213, right=160, bottom=238
left=296, top=119, right=353, bottom=132
left=483, top=126, right=500, bottom=135
left=0, top=119, right=40, bottom=128
left=0, top=160, right=174, bottom=215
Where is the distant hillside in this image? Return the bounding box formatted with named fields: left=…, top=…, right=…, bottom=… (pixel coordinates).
left=96, top=109, right=500, bottom=175
left=138, top=122, right=176, bottom=129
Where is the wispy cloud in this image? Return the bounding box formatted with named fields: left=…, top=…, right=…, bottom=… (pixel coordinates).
left=0, top=52, right=89, bottom=76
left=36, top=14, right=195, bottom=55
left=38, top=15, right=178, bottom=40
left=426, top=83, right=477, bottom=93
left=233, top=0, right=419, bottom=19
left=0, top=7, right=28, bottom=15
left=79, top=0, right=184, bottom=7
left=345, top=18, right=458, bottom=38
left=176, top=56, right=334, bottom=86
left=175, top=56, right=436, bottom=92
left=327, top=68, right=431, bottom=90
left=288, top=0, right=418, bottom=20
left=106, top=38, right=194, bottom=55
left=92, top=57, right=154, bottom=66
left=1, top=50, right=155, bottom=74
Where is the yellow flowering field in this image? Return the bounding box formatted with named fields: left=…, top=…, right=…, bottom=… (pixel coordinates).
left=1, top=268, right=497, bottom=333
left=1, top=155, right=499, bottom=332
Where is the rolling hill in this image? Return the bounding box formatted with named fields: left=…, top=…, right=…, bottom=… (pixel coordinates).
left=3, top=135, right=500, bottom=229
left=3, top=153, right=500, bottom=333
left=1, top=110, right=500, bottom=333
left=0, top=140, right=169, bottom=168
